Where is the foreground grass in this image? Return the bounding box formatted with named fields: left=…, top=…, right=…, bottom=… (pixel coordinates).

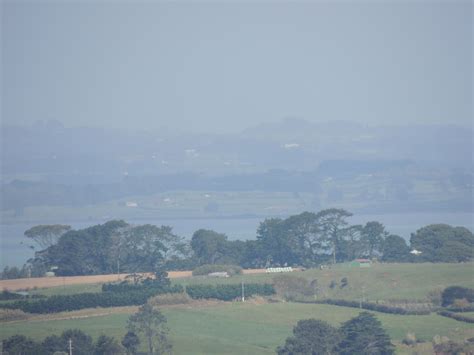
left=2, top=302, right=473, bottom=354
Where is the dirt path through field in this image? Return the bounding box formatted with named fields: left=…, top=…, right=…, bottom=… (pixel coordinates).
left=0, top=269, right=269, bottom=291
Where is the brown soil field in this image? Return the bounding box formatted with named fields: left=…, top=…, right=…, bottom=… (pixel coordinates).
left=0, top=269, right=270, bottom=291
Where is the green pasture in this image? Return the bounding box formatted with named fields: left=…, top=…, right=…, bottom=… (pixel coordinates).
left=1, top=303, right=473, bottom=354
left=29, top=262, right=474, bottom=303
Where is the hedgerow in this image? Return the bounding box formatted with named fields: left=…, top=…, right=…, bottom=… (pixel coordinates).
left=186, top=283, right=275, bottom=301
left=0, top=285, right=182, bottom=314
left=296, top=299, right=431, bottom=315
left=437, top=310, right=474, bottom=323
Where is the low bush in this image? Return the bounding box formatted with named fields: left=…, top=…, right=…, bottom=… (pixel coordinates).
left=441, top=286, right=474, bottom=307
left=0, top=308, right=30, bottom=321
left=186, top=283, right=275, bottom=301
left=102, top=281, right=183, bottom=293
left=273, top=274, right=316, bottom=301
left=402, top=332, right=417, bottom=346
left=148, top=292, right=191, bottom=306
left=192, top=264, right=243, bottom=276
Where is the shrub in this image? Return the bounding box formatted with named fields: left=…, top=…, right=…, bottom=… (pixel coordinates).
left=192, top=264, right=243, bottom=276
left=427, top=288, right=443, bottom=307
left=441, top=286, right=474, bottom=307
left=402, top=332, right=417, bottom=346
left=340, top=277, right=348, bottom=288
left=148, top=292, right=191, bottom=306
left=0, top=308, right=30, bottom=321
left=273, top=274, right=315, bottom=301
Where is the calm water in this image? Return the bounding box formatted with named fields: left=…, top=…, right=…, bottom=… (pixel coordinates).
left=1, top=213, right=473, bottom=268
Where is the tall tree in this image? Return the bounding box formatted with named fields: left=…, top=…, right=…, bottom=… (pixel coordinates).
left=277, top=319, right=340, bottom=355
left=256, top=218, right=299, bottom=266
left=315, top=209, right=352, bottom=264
left=381, top=235, right=411, bottom=262
left=191, top=229, right=228, bottom=265
left=361, top=221, right=388, bottom=259
left=284, top=212, right=322, bottom=265
left=24, top=224, right=71, bottom=249
left=127, top=303, right=171, bottom=355
left=410, top=224, right=474, bottom=262
left=338, top=312, right=394, bottom=355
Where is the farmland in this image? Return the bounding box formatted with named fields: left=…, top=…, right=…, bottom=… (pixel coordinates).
left=1, top=263, right=473, bottom=354
left=2, top=302, right=473, bottom=354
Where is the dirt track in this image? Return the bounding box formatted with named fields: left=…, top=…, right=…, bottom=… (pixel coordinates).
left=0, top=269, right=268, bottom=291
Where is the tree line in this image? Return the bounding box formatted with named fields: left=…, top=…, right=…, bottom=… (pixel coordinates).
left=2, top=209, right=472, bottom=279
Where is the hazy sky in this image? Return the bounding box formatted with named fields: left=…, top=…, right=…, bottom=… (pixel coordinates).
left=2, top=1, right=472, bottom=133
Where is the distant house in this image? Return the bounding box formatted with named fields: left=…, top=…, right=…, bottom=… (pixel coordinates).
left=351, top=259, right=372, bottom=268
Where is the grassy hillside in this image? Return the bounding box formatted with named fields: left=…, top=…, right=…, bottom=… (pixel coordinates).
left=1, top=303, right=473, bottom=354
left=29, top=262, right=474, bottom=302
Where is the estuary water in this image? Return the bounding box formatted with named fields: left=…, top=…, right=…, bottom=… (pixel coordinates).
left=1, top=212, right=473, bottom=268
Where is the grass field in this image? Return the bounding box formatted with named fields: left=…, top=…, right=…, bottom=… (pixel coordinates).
left=2, top=263, right=473, bottom=354
left=1, top=302, right=473, bottom=354
left=27, top=262, right=474, bottom=303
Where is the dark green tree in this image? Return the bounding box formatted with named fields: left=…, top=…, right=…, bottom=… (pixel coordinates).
left=276, top=319, right=340, bottom=355
left=122, top=331, right=140, bottom=355
left=60, top=329, right=95, bottom=355
left=361, top=221, right=388, bottom=259
left=256, top=218, right=299, bottom=266
left=381, top=235, right=411, bottom=262
left=190, top=229, right=228, bottom=265
left=315, top=209, right=352, bottom=264
left=338, top=312, right=394, bottom=355
left=41, top=335, right=65, bottom=354
left=410, top=224, right=474, bottom=262
left=127, top=303, right=171, bottom=355
left=24, top=224, right=71, bottom=249
left=2, top=335, right=38, bottom=355
left=94, top=335, right=124, bottom=355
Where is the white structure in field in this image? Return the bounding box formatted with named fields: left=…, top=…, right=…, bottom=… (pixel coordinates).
left=266, top=267, right=293, bottom=273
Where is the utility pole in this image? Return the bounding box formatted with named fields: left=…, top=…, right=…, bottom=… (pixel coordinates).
left=68, top=338, right=73, bottom=355
left=241, top=281, right=245, bottom=302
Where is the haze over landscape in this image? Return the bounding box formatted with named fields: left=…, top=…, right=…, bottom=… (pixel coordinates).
left=1, top=1, right=473, bottom=354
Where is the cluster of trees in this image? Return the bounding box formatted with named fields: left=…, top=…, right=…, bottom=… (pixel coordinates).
left=277, top=312, right=394, bottom=355
left=26, top=221, right=188, bottom=276
left=6, top=209, right=471, bottom=280
left=189, top=211, right=473, bottom=268
left=2, top=330, right=124, bottom=355
left=2, top=303, right=171, bottom=355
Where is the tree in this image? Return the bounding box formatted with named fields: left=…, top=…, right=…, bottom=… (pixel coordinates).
left=60, top=329, right=94, bottom=355
left=2, top=335, right=38, bottom=355
left=338, top=312, right=394, bottom=355
left=94, top=335, right=124, bottom=355
left=256, top=218, right=299, bottom=266
left=190, top=229, right=227, bottom=265
left=284, top=212, right=322, bottom=265
left=361, top=221, right=388, bottom=259
left=315, top=209, right=352, bottom=264
left=122, top=331, right=140, bottom=355
left=127, top=303, right=171, bottom=355
left=24, top=224, right=71, bottom=249
left=277, top=319, right=340, bottom=355
left=41, top=335, right=66, bottom=354
left=410, top=224, right=474, bottom=262
left=381, top=235, right=411, bottom=262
